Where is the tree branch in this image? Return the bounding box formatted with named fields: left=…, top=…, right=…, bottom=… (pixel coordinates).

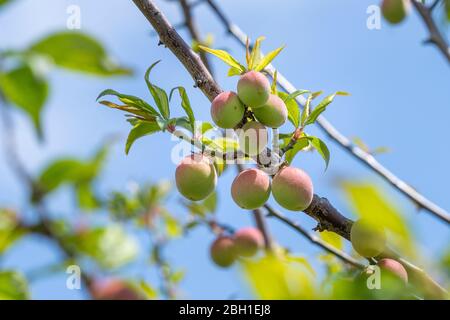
left=412, top=0, right=450, bottom=64
left=178, top=0, right=213, bottom=74
left=264, top=204, right=365, bottom=269
left=131, top=0, right=447, bottom=299
left=203, top=0, right=450, bottom=224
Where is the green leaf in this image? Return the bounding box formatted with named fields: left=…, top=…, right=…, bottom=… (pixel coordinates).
left=248, top=36, right=265, bottom=70
left=304, top=92, right=349, bottom=126
left=0, top=64, right=48, bottom=137
left=126, top=120, right=161, bottom=154
left=254, top=45, right=285, bottom=71
left=145, top=61, right=170, bottom=119
left=202, top=192, right=217, bottom=213
left=446, top=0, right=450, bottom=21
left=97, top=89, right=159, bottom=117
left=72, top=224, right=139, bottom=269
left=278, top=91, right=299, bottom=128
left=0, top=271, right=29, bottom=300
left=284, top=136, right=309, bottom=164
left=300, top=95, right=312, bottom=127
left=307, top=136, right=330, bottom=169
left=319, top=230, right=343, bottom=250
left=76, top=183, right=100, bottom=210
left=169, top=87, right=195, bottom=133
left=199, top=45, right=245, bottom=73
left=29, top=31, right=131, bottom=76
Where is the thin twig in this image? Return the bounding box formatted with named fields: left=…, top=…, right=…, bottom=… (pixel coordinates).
left=203, top=0, right=450, bottom=224
left=264, top=204, right=365, bottom=269
left=412, top=0, right=450, bottom=64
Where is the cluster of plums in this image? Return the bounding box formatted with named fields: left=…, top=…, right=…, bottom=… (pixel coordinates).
left=381, top=0, right=411, bottom=24
left=210, top=227, right=264, bottom=268
left=175, top=154, right=314, bottom=212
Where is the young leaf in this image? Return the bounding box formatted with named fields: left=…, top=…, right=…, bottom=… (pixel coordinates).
left=254, top=45, right=285, bottom=71
left=28, top=31, right=131, bottom=76
left=145, top=61, right=170, bottom=119
left=97, top=89, right=159, bottom=116
left=271, top=70, right=278, bottom=95
left=283, top=89, right=310, bottom=103
left=300, top=95, right=312, bottom=127
left=198, top=45, right=245, bottom=73
left=99, top=100, right=156, bottom=120
left=284, top=137, right=309, bottom=164
left=227, top=66, right=242, bottom=77
left=306, top=136, right=330, bottom=169
left=126, top=120, right=161, bottom=154
left=278, top=91, right=299, bottom=128
left=169, top=87, right=195, bottom=133
left=304, top=91, right=349, bottom=126
left=248, top=36, right=265, bottom=70
left=0, top=64, right=48, bottom=138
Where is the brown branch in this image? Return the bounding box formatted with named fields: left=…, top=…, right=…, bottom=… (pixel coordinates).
left=131, top=0, right=447, bottom=299
left=203, top=0, right=450, bottom=225
left=412, top=0, right=450, bottom=64
left=178, top=0, right=213, bottom=74
left=264, top=204, right=365, bottom=269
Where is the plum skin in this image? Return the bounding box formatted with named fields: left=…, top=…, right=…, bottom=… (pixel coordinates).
left=237, top=71, right=270, bottom=108
left=253, top=94, right=288, bottom=128
left=175, top=154, right=217, bottom=201
left=381, top=0, right=410, bottom=24
left=272, top=166, right=314, bottom=211
left=211, top=91, right=245, bottom=129
left=378, top=258, right=408, bottom=283
left=234, top=227, right=264, bottom=257
left=210, top=236, right=236, bottom=268
left=350, top=219, right=386, bottom=258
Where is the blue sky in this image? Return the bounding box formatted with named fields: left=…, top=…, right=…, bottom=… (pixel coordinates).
left=0, top=0, right=449, bottom=299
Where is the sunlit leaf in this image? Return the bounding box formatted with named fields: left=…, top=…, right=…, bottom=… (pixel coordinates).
left=97, top=89, right=159, bottom=116
left=278, top=91, right=299, bottom=128
left=306, top=136, right=330, bottom=170
left=304, top=92, right=349, bottom=126
left=284, top=136, right=309, bottom=164
left=254, top=45, right=285, bottom=71
left=248, top=36, right=265, bottom=70
left=341, top=181, right=414, bottom=255
left=199, top=46, right=245, bottom=73
left=145, top=61, right=170, bottom=119
left=170, top=86, right=195, bottom=133
left=0, top=209, right=25, bottom=254
left=126, top=120, right=161, bottom=154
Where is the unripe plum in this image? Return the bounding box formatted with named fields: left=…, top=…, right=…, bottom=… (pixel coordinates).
left=175, top=154, right=217, bottom=201
left=253, top=94, right=287, bottom=128
left=350, top=219, right=386, bottom=258
left=381, top=0, right=410, bottom=24
left=236, top=121, right=268, bottom=156
left=211, top=91, right=245, bottom=129
left=231, top=168, right=271, bottom=210
left=91, top=279, right=142, bottom=300
left=234, top=227, right=264, bottom=257
left=377, top=258, right=408, bottom=283
left=272, top=166, right=314, bottom=211
left=210, top=236, right=236, bottom=268
left=237, top=71, right=270, bottom=108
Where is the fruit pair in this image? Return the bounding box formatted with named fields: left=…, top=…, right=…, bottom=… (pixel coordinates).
left=210, top=227, right=264, bottom=268
left=210, top=71, right=287, bottom=129
left=231, top=166, right=314, bottom=211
